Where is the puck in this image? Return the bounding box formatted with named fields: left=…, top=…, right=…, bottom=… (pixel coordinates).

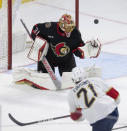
left=94, top=19, right=99, bottom=24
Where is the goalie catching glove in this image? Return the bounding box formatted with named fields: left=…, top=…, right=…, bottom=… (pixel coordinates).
left=79, top=38, right=101, bottom=58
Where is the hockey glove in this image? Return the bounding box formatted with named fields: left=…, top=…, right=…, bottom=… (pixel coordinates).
left=70, top=108, right=82, bottom=121
left=106, top=87, right=120, bottom=105
left=80, top=38, right=101, bottom=58
left=72, top=48, right=84, bottom=59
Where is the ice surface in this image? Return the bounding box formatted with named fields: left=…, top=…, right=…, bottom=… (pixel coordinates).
left=0, top=0, right=127, bottom=130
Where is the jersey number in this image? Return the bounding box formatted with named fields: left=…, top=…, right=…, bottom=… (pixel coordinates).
left=77, top=84, right=97, bottom=108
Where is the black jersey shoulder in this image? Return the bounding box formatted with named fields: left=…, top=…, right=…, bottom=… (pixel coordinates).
left=32, top=22, right=57, bottom=41
left=71, top=27, right=82, bottom=38
left=70, top=27, right=85, bottom=46
left=37, top=22, right=57, bottom=30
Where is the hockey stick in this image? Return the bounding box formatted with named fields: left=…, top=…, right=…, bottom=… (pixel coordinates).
left=112, top=125, right=127, bottom=130
left=20, top=19, right=32, bottom=39
left=9, top=113, right=126, bottom=130
left=20, top=19, right=61, bottom=90
left=8, top=113, right=70, bottom=126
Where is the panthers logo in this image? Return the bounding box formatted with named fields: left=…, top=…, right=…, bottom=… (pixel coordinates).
left=51, top=42, right=70, bottom=57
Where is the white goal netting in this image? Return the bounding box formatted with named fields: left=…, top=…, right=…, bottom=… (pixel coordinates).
left=0, top=0, right=27, bottom=72
left=0, top=0, right=8, bottom=72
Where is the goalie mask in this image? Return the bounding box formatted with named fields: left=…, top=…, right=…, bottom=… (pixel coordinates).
left=72, top=67, right=85, bottom=83
left=58, top=14, right=75, bottom=33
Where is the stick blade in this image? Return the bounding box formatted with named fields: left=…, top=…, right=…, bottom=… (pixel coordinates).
left=8, top=113, right=26, bottom=126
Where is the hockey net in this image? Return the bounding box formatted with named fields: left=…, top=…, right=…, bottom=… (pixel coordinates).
left=0, top=0, right=28, bottom=72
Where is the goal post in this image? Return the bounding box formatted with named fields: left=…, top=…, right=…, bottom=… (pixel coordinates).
left=75, top=0, right=79, bottom=29
left=8, top=0, right=12, bottom=70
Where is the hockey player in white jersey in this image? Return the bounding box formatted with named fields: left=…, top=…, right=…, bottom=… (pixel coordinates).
left=68, top=66, right=120, bottom=131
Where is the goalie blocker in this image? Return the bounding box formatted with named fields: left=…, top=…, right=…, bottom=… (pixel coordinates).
left=27, top=36, right=49, bottom=62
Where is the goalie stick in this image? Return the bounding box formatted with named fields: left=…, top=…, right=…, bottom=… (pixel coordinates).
left=8, top=113, right=70, bottom=126
left=20, top=18, right=61, bottom=90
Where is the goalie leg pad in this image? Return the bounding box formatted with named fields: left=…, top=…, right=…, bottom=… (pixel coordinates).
left=12, top=67, right=33, bottom=82
left=13, top=67, right=57, bottom=90
left=84, top=66, right=102, bottom=78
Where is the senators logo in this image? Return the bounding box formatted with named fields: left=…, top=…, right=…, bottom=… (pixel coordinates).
left=51, top=42, right=70, bottom=57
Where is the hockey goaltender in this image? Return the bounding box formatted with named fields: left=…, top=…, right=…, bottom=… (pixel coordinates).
left=12, top=14, right=101, bottom=90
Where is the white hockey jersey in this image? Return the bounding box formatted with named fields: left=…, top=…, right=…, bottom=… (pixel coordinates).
left=68, top=77, right=118, bottom=124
